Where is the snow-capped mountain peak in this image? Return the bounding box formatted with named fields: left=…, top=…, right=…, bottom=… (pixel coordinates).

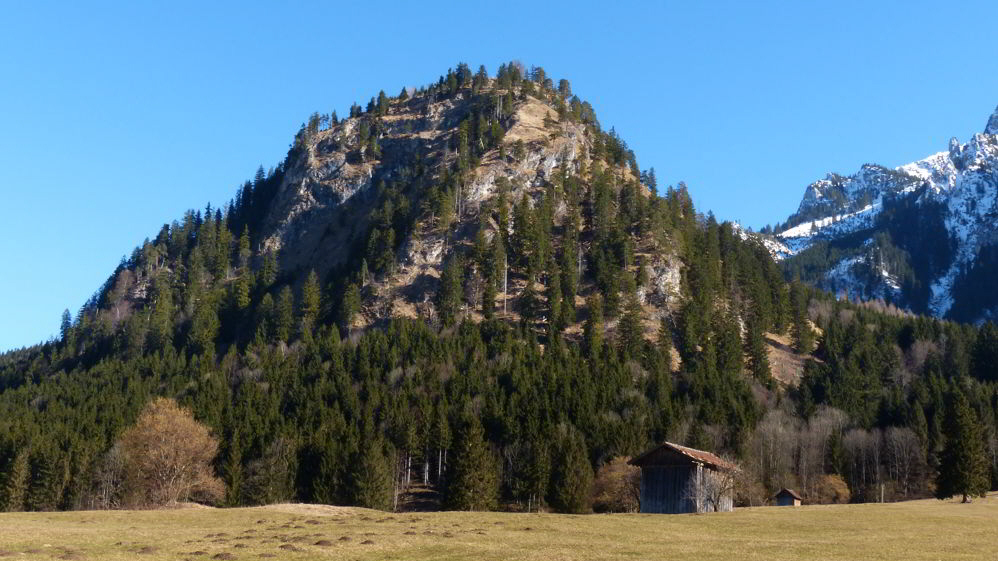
left=765, top=105, right=998, bottom=322
left=985, top=104, right=998, bottom=136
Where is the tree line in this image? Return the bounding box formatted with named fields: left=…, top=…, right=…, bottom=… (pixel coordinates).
left=0, top=61, right=995, bottom=512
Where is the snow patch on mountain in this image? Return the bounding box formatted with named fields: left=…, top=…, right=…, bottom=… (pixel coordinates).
left=732, top=223, right=794, bottom=260
left=780, top=201, right=880, bottom=240
left=770, top=105, right=998, bottom=319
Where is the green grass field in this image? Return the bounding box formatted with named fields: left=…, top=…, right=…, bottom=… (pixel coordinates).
left=1, top=494, right=996, bottom=560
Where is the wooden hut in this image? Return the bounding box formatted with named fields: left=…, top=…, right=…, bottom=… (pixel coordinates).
left=628, top=442, right=738, bottom=514
left=775, top=488, right=802, bottom=506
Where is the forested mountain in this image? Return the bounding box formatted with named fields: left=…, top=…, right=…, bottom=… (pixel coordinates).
left=761, top=106, right=998, bottom=323
left=1, top=63, right=996, bottom=513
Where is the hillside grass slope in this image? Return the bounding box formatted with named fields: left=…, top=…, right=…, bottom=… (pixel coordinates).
left=1, top=494, right=996, bottom=560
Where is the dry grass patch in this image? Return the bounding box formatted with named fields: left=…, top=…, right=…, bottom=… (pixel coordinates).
left=766, top=332, right=815, bottom=386
left=0, top=494, right=996, bottom=560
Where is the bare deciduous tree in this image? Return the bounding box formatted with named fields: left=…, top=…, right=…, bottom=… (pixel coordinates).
left=885, top=427, right=921, bottom=498
left=797, top=407, right=848, bottom=498
left=118, top=398, right=225, bottom=507
left=844, top=428, right=884, bottom=501
left=86, top=443, right=125, bottom=510
left=684, top=462, right=736, bottom=513
left=591, top=457, right=640, bottom=513
left=747, top=410, right=798, bottom=492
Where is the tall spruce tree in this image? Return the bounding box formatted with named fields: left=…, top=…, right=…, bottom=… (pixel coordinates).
left=274, top=286, right=294, bottom=342
left=351, top=438, right=395, bottom=511
left=583, top=294, right=604, bottom=360
left=617, top=290, right=644, bottom=358
left=300, top=270, right=321, bottom=336
left=2, top=448, right=30, bottom=512
left=436, top=254, right=463, bottom=327
left=790, top=281, right=815, bottom=353
left=59, top=309, right=72, bottom=342
left=339, top=282, right=361, bottom=336
left=935, top=389, right=989, bottom=503
left=744, top=309, right=771, bottom=382
left=445, top=411, right=498, bottom=511
left=548, top=427, right=592, bottom=513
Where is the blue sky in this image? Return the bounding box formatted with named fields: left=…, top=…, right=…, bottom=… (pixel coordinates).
left=2, top=0, right=997, bottom=351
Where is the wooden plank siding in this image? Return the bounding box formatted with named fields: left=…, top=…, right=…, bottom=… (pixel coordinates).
left=639, top=465, right=698, bottom=514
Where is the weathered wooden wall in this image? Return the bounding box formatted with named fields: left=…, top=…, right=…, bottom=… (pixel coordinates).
left=639, top=465, right=697, bottom=514
left=639, top=464, right=734, bottom=513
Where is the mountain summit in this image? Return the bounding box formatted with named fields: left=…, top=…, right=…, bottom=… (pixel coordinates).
left=765, top=104, right=998, bottom=322
left=985, top=105, right=998, bottom=136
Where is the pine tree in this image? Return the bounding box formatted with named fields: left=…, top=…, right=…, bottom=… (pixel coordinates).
left=189, top=294, right=219, bottom=356
left=27, top=449, right=68, bottom=511
left=313, top=424, right=351, bottom=506
left=237, top=226, right=251, bottom=269
left=436, top=255, right=463, bottom=327
left=59, top=309, right=72, bottom=342
left=546, top=264, right=564, bottom=333
left=258, top=252, right=277, bottom=293
left=549, top=427, right=592, bottom=513
left=511, top=194, right=533, bottom=274
left=300, top=270, right=321, bottom=335
left=617, top=290, right=644, bottom=358
left=2, top=448, right=30, bottom=511
left=790, top=281, right=814, bottom=353
left=716, top=310, right=744, bottom=376
left=517, top=435, right=551, bottom=511
left=254, top=293, right=274, bottom=343
left=351, top=438, right=395, bottom=511
left=657, top=317, right=673, bottom=371
left=559, top=243, right=578, bottom=326
left=482, top=279, right=496, bottom=320
left=445, top=411, right=498, bottom=511
left=432, top=400, right=452, bottom=483
left=744, top=308, right=771, bottom=382
left=274, top=286, right=294, bottom=343
left=583, top=294, right=604, bottom=360
left=473, top=65, right=488, bottom=93
left=518, top=280, right=540, bottom=327
left=936, top=389, right=989, bottom=502
left=340, top=282, right=361, bottom=336
left=558, top=78, right=572, bottom=98
left=233, top=275, right=251, bottom=311
left=359, top=259, right=370, bottom=288
left=223, top=431, right=243, bottom=506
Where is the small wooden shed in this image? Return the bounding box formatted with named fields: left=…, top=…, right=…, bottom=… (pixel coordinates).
left=628, top=442, right=738, bottom=514
left=775, top=488, right=802, bottom=506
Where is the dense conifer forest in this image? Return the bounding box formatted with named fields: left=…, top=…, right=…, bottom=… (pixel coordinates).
left=1, top=62, right=996, bottom=512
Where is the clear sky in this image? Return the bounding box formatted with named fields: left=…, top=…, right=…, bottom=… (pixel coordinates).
left=2, top=0, right=997, bottom=351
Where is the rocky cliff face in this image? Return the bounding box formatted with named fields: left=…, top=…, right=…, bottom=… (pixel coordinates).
left=251, top=82, right=682, bottom=330
left=763, top=105, right=998, bottom=321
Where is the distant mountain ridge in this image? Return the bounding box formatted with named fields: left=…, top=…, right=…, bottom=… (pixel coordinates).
left=761, top=105, right=998, bottom=322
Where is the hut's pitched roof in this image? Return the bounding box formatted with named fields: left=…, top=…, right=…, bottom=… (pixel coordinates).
left=628, top=441, right=738, bottom=471
left=776, top=488, right=802, bottom=500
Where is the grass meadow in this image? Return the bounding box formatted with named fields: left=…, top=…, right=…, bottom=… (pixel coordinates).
left=0, top=493, right=995, bottom=560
